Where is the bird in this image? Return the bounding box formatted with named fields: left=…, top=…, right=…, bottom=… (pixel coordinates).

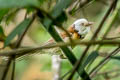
left=67, top=18, right=93, bottom=39
left=46, top=18, right=93, bottom=43
left=41, top=18, right=93, bottom=56
left=44, top=18, right=93, bottom=80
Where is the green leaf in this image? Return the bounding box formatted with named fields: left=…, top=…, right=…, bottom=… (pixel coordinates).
left=51, top=0, right=72, bottom=18
left=0, top=9, right=9, bottom=22
left=83, top=51, right=99, bottom=67
left=0, top=25, right=6, bottom=41
left=55, top=11, right=67, bottom=23
left=4, top=18, right=32, bottom=47
left=0, top=26, right=4, bottom=35
left=69, top=7, right=76, bottom=16
left=0, top=0, right=40, bottom=9
left=5, top=9, right=18, bottom=25
left=26, top=7, right=35, bottom=14
left=110, top=56, right=120, bottom=60
left=118, top=5, right=120, bottom=19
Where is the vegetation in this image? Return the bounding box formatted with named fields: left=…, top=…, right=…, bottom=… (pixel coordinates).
left=0, top=0, right=120, bottom=80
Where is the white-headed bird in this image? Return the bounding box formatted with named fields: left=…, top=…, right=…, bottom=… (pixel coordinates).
left=51, top=18, right=93, bottom=80
left=42, top=18, right=93, bottom=56
left=47, top=18, right=93, bottom=44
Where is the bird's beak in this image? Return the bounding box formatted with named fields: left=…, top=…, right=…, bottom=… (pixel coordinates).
left=85, top=22, right=94, bottom=27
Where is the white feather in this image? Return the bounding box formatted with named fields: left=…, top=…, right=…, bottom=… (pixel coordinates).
left=73, top=18, right=91, bottom=37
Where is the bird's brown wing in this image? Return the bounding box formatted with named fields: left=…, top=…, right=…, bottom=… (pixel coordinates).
left=43, top=32, right=69, bottom=46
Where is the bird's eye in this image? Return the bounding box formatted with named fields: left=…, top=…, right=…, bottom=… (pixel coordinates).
left=81, top=23, right=84, bottom=26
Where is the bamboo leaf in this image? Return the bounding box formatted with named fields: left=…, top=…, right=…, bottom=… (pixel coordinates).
left=83, top=51, right=99, bottom=68
left=4, top=18, right=32, bottom=47
left=110, top=56, right=120, bottom=60
left=55, top=11, right=67, bottom=23
left=0, top=9, right=9, bottom=22
left=0, top=25, right=6, bottom=41
left=51, top=0, right=72, bottom=18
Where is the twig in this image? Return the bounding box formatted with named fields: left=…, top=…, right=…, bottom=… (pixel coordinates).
left=103, top=36, right=120, bottom=40
left=96, top=68, right=120, bottom=75
left=112, top=0, right=118, bottom=11
left=0, top=40, right=120, bottom=56
left=68, top=0, right=94, bottom=14
left=96, top=69, right=120, bottom=79
left=11, top=57, right=15, bottom=80
left=24, top=11, right=28, bottom=20
left=14, top=40, right=120, bottom=58
left=1, top=58, right=12, bottom=80
left=108, top=73, right=120, bottom=78
left=15, top=13, right=36, bottom=48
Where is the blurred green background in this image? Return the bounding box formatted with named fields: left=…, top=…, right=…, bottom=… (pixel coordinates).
left=15, top=0, right=120, bottom=80
left=0, top=0, right=120, bottom=80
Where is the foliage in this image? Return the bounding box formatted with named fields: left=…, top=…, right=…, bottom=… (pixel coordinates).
left=4, top=18, right=32, bottom=47
left=0, top=0, right=120, bottom=80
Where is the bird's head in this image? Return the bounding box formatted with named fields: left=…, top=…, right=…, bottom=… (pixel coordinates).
left=73, top=18, right=93, bottom=28
left=68, top=18, right=93, bottom=39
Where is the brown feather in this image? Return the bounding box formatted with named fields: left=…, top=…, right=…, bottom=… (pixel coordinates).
left=67, top=25, right=75, bottom=33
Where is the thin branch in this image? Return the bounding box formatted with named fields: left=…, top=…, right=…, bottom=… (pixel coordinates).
left=68, top=0, right=94, bottom=14
left=92, top=1, right=116, bottom=39
left=0, top=40, right=120, bottom=56
left=103, top=36, right=120, bottom=40
left=1, top=58, right=12, bottom=80
left=96, top=68, right=120, bottom=75
left=11, top=57, right=15, bottom=80
left=108, top=73, right=120, bottom=79
left=112, top=0, right=118, bottom=11
left=48, top=0, right=52, bottom=10
left=96, top=69, right=120, bottom=79
left=15, top=13, right=36, bottom=48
